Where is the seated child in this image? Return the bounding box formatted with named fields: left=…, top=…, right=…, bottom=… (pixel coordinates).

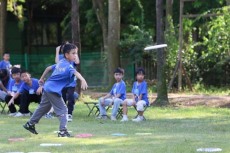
left=7, top=70, right=43, bottom=117
left=121, top=67, right=149, bottom=122
left=98, top=67, right=126, bottom=120
left=0, top=69, right=13, bottom=101
left=5, top=67, right=23, bottom=116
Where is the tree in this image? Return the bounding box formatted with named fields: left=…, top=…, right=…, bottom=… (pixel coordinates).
left=71, top=0, right=82, bottom=93
left=0, top=0, right=7, bottom=55
left=92, top=0, right=108, bottom=53
left=108, top=0, right=120, bottom=87
left=153, top=0, right=169, bottom=106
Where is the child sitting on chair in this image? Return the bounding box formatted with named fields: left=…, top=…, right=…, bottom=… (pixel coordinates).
left=98, top=67, right=126, bottom=121
left=121, top=67, right=149, bottom=122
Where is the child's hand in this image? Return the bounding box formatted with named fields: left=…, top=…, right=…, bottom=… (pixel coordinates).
left=56, top=45, right=61, bottom=53
left=36, top=86, right=43, bottom=95
left=81, top=79, right=88, bottom=90
left=38, top=79, right=44, bottom=86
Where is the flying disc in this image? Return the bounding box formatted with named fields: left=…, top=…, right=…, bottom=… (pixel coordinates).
left=111, top=133, right=127, bottom=136
left=8, top=138, right=25, bottom=142
left=135, top=133, right=152, bottom=135
left=40, top=143, right=62, bottom=147
left=75, top=133, right=93, bottom=138
left=144, top=44, right=167, bottom=50
left=196, top=148, right=222, bottom=152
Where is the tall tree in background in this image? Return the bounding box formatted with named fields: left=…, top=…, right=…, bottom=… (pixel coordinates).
left=154, top=0, right=169, bottom=106
left=71, top=0, right=81, bottom=93
left=166, top=0, right=173, bottom=28
left=0, top=0, right=6, bottom=55
left=108, top=0, right=120, bottom=87
left=92, top=0, right=108, bottom=53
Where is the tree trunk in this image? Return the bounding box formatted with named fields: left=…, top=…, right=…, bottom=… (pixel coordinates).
left=92, top=0, right=108, bottom=85
left=92, top=0, right=108, bottom=52
left=153, top=0, right=169, bottom=106
left=0, top=0, right=7, bottom=56
left=108, top=0, right=120, bottom=87
left=227, top=0, right=230, bottom=5
left=166, top=0, right=173, bottom=28
left=71, top=0, right=82, bottom=94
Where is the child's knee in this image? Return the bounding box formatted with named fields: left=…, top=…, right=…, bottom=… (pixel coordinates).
left=136, top=101, right=145, bottom=111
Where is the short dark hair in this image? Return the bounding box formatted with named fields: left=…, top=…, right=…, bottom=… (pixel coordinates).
left=135, top=67, right=145, bottom=75
left=3, top=52, right=10, bottom=56
left=114, top=67, right=124, bottom=74
left=20, top=69, right=30, bottom=75
left=0, top=69, right=9, bottom=80
left=11, top=67, right=21, bottom=74
left=63, top=43, right=77, bottom=56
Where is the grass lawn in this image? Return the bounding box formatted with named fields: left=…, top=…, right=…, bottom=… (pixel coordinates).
left=1, top=101, right=230, bottom=153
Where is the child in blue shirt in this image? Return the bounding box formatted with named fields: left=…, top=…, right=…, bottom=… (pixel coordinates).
left=0, top=52, right=12, bottom=71
left=0, top=69, right=13, bottom=101
left=98, top=67, right=126, bottom=120
left=121, top=68, right=149, bottom=122
left=5, top=67, right=23, bottom=116
left=55, top=42, right=80, bottom=122
left=23, top=43, right=88, bottom=137
left=7, top=70, right=42, bottom=117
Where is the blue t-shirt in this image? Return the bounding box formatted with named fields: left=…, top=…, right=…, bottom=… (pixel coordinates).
left=19, top=78, right=39, bottom=94
left=132, top=80, right=149, bottom=105
left=59, top=54, right=77, bottom=87
left=0, top=60, right=11, bottom=71
left=44, top=58, right=76, bottom=96
left=8, top=79, right=23, bottom=93
left=109, top=80, right=126, bottom=100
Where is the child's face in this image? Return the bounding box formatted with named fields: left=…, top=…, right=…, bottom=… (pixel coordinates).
left=114, top=73, right=123, bottom=82
left=65, top=49, right=78, bottom=61
left=3, top=54, right=10, bottom=61
left=12, top=73, right=21, bottom=81
left=21, top=72, right=31, bottom=83
left=136, top=73, right=144, bottom=82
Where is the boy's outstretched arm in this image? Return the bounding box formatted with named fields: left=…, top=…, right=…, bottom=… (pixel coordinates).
left=39, top=66, right=52, bottom=85
left=74, top=71, right=88, bottom=90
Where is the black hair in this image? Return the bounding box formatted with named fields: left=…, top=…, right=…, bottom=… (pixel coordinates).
left=114, top=67, right=124, bottom=74
left=0, top=69, right=9, bottom=80
left=62, top=43, right=77, bottom=57
left=3, top=52, right=10, bottom=56
left=11, top=67, right=21, bottom=74
left=0, top=69, right=10, bottom=87
left=135, top=67, right=145, bottom=75
left=20, top=69, right=30, bottom=75
left=59, top=41, right=69, bottom=54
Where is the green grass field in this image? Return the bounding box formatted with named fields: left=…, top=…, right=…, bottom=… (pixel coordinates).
left=1, top=101, right=230, bottom=153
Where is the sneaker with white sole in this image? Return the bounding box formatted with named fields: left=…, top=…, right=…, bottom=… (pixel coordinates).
left=96, top=115, right=108, bottom=120
left=23, top=122, right=38, bottom=134
left=67, top=114, right=72, bottom=122
left=8, top=112, right=17, bottom=116
left=132, top=116, right=144, bottom=122
left=14, top=112, right=30, bottom=117
left=120, top=117, right=129, bottom=122
left=110, top=116, right=117, bottom=121
left=58, top=130, right=71, bottom=137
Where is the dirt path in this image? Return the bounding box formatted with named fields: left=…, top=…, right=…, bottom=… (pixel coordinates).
left=82, top=90, right=230, bottom=108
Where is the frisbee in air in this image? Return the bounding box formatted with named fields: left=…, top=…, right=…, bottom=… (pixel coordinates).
left=144, top=44, right=167, bottom=51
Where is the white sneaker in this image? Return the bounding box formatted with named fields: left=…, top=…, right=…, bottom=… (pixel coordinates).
left=67, top=114, right=72, bottom=122
left=132, top=116, right=144, bottom=122
left=110, top=116, right=117, bottom=121
left=14, top=112, right=30, bottom=117
left=8, top=112, right=17, bottom=116
left=120, top=117, right=129, bottom=122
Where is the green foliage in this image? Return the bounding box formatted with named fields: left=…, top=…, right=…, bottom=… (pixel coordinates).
left=119, top=25, right=153, bottom=63
left=197, top=6, right=230, bottom=86
left=7, top=0, right=26, bottom=29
